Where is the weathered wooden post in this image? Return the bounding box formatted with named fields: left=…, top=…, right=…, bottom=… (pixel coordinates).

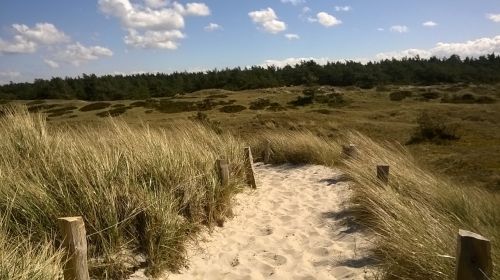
left=455, top=229, right=492, bottom=280
left=342, top=144, right=357, bottom=158
left=216, top=159, right=229, bottom=187
left=263, top=140, right=271, bottom=164
left=376, top=165, right=390, bottom=184
left=58, top=216, right=90, bottom=280
left=244, top=147, right=257, bottom=188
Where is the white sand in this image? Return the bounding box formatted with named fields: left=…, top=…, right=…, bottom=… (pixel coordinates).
left=130, top=163, right=375, bottom=280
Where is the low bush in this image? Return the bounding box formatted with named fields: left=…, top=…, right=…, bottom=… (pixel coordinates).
left=389, top=90, right=412, bottom=101
left=219, top=105, right=246, bottom=113
left=249, top=98, right=272, bottom=110
left=46, top=106, right=77, bottom=117
left=407, top=111, right=459, bottom=144
left=79, top=102, right=111, bottom=112
left=441, top=93, right=496, bottom=104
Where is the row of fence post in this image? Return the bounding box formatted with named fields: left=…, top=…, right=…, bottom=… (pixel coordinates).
left=56, top=145, right=492, bottom=280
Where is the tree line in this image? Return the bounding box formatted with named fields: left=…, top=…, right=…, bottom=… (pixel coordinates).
left=1, top=54, right=500, bottom=100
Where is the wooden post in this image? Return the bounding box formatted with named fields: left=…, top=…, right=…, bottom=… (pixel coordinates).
left=58, top=216, right=90, bottom=280
left=216, top=159, right=229, bottom=187
left=456, top=229, right=492, bottom=280
left=244, top=147, right=257, bottom=188
left=263, top=140, right=271, bottom=164
left=376, top=165, right=390, bottom=184
left=342, top=144, right=357, bottom=158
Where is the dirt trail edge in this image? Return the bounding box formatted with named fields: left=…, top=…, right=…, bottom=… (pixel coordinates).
left=130, top=163, right=376, bottom=280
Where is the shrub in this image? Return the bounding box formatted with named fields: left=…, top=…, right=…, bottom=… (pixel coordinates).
left=441, top=93, right=496, bottom=104
left=46, top=106, right=77, bottom=117
left=79, top=102, right=111, bottom=112
left=249, top=98, right=271, bottom=110
left=288, top=95, right=314, bottom=107
left=407, top=111, right=459, bottom=144
left=129, top=101, right=147, bottom=107
left=96, top=107, right=129, bottom=117
left=421, top=91, right=440, bottom=100
left=266, top=102, right=286, bottom=111
left=219, top=105, right=246, bottom=113
left=389, top=90, right=412, bottom=101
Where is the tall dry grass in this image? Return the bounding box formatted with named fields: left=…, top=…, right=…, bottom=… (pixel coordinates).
left=343, top=131, right=499, bottom=279
left=250, top=130, right=342, bottom=166
left=0, top=106, right=246, bottom=278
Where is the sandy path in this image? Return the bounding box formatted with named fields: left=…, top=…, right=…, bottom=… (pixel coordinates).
left=130, top=163, right=374, bottom=280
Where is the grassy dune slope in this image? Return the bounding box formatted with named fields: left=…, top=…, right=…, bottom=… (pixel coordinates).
left=0, top=106, right=247, bottom=278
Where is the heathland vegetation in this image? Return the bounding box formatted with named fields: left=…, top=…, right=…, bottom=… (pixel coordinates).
left=0, top=56, right=499, bottom=279
left=1, top=54, right=500, bottom=100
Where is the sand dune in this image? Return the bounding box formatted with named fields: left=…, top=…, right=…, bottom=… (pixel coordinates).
left=130, top=163, right=375, bottom=280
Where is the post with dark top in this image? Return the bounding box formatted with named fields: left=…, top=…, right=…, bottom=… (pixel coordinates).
left=342, top=144, right=357, bottom=158
left=58, top=216, right=90, bottom=280
left=376, top=165, right=390, bottom=184
left=263, top=140, right=271, bottom=164
left=244, top=147, right=257, bottom=188
left=455, top=229, right=492, bottom=280
left=216, top=159, right=229, bottom=187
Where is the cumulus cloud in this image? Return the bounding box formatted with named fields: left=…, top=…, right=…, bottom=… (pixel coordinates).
left=316, top=12, right=342, bottom=27
left=487, top=13, right=500, bottom=22
left=99, top=0, right=209, bottom=49
left=124, top=29, right=185, bottom=49
left=390, top=25, right=409, bottom=33
left=422, top=21, right=437, bottom=27
left=0, top=22, right=69, bottom=54
left=248, top=8, right=287, bottom=34
left=144, top=0, right=168, bottom=8
left=376, top=35, right=500, bottom=60
left=285, top=33, right=300, bottom=40
left=44, top=59, right=60, bottom=68
left=56, top=42, right=113, bottom=66
left=377, top=27, right=385, bottom=31
left=334, top=6, right=351, bottom=12
left=204, top=23, right=222, bottom=32
left=12, top=23, right=69, bottom=45
left=281, top=0, right=305, bottom=5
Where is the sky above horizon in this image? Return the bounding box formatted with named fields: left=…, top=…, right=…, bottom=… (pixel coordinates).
left=0, top=0, right=499, bottom=84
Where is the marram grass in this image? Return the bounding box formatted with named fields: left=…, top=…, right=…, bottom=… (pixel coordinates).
left=0, top=106, right=246, bottom=278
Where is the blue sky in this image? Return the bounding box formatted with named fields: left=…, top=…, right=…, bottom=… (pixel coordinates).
left=0, top=0, right=499, bottom=84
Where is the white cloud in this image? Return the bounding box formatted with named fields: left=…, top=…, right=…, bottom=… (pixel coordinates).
left=302, top=7, right=311, bottom=13
left=184, top=3, right=210, bottom=16
left=248, top=8, right=287, bottom=34
left=56, top=42, right=113, bottom=66
left=377, top=27, right=385, bottom=31
left=281, top=0, right=305, bottom=5
left=0, top=36, right=37, bottom=54
left=334, top=6, right=351, bottom=12
left=422, top=21, right=437, bottom=27
left=144, top=0, right=168, bottom=8
left=44, top=59, right=60, bottom=68
left=12, top=23, right=69, bottom=45
left=316, top=12, right=342, bottom=27
left=390, top=25, right=409, bottom=33
left=204, top=23, right=222, bottom=32
left=98, top=0, right=209, bottom=50
left=0, top=22, right=69, bottom=54
left=376, top=35, right=500, bottom=59
left=124, top=29, right=185, bottom=49
left=487, top=13, right=500, bottom=22
left=285, top=33, right=300, bottom=40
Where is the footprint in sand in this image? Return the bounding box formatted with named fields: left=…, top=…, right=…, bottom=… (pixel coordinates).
left=257, top=226, right=273, bottom=236
left=257, top=251, right=288, bottom=266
